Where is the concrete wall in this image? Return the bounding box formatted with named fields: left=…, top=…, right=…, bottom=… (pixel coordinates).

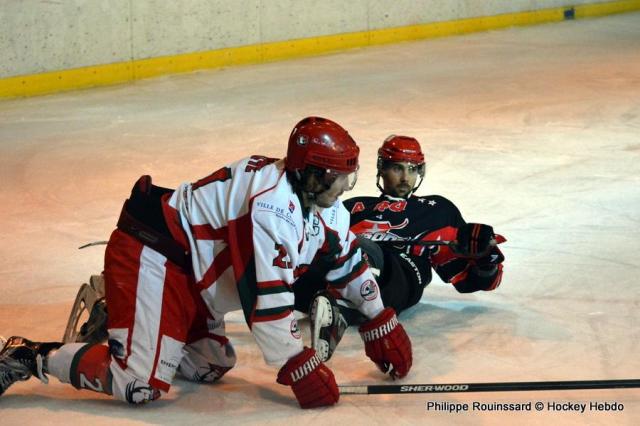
left=1, top=0, right=619, bottom=79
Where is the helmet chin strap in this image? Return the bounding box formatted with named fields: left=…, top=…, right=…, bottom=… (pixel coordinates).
left=375, top=173, right=384, bottom=193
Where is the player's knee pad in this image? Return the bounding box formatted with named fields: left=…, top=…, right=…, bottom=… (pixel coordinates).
left=179, top=336, right=236, bottom=382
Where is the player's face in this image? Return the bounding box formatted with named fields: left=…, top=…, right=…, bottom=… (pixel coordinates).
left=381, top=162, right=420, bottom=198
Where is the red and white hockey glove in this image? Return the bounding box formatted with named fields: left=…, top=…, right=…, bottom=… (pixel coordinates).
left=277, top=347, right=339, bottom=409
left=359, top=307, right=412, bottom=379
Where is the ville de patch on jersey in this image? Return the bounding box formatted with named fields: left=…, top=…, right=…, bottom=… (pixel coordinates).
left=166, top=156, right=383, bottom=366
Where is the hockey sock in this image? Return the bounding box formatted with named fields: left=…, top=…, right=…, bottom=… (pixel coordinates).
left=48, top=343, right=113, bottom=395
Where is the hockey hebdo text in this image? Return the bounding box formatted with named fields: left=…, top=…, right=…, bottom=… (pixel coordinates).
left=424, top=400, right=624, bottom=414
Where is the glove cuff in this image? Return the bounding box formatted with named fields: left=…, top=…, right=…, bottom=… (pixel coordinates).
left=358, top=307, right=398, bottom=343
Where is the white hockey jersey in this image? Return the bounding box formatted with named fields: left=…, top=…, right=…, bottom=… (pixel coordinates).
left=165, top=155, right=384, bottom=366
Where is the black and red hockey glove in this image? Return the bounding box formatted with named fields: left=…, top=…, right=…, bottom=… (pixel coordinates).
left=277, top=347, right=339, bottom=409
left=359, top=307, right=412, bottom=379
left=453, top=223, right=503, bottom=258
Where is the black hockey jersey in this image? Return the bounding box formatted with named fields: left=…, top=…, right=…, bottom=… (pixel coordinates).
left=345, top=194, right=465, bottom=246
left=344, top=194, right=469, bottom=301
left=293, top=193, right=503, bottom=317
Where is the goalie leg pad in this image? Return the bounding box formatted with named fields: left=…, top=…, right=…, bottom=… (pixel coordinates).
left=309, top=291, right=348, bottom=362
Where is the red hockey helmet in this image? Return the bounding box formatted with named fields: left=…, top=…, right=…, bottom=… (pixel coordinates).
left=377, top=135, right=425, bottom=169
left=286, top=117, right=359, bottom=174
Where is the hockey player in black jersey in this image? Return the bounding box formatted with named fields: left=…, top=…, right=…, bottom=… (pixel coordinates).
left=294, top=135, right=505, bottom=361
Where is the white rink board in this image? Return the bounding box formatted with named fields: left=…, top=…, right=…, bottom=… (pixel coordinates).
left=0, top=0, right=617, bottom=77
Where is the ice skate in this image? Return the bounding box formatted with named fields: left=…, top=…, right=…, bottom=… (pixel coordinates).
left=75, top=298, right=108, bottom=344
left=63, top=275, right=108, bottom=344
left=309, top=291, right=348, bottom=362
left=0, top=336, right=61, bottom=396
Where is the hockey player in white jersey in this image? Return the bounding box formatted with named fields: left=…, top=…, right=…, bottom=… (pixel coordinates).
left=0, top=117, right=412, bottom=408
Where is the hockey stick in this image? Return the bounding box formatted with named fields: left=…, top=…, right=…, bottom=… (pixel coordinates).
left=78, top=241, right=108, bottom=249
left=339, top=379, right=640, bottom=395
left=374, top=238, right=498, bottom=258
left=375, top=239, right=454, bottom=247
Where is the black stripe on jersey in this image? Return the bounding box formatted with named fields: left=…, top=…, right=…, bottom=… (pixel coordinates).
left=254, top=305, right=294, bottom=319
left=256, top=284, right=292, bottom=296
left=326, top=258, right=368, bottom=289
left=319, top=221, right=342, bottom=256
left=236, top=255, right=258, bottom=327
left=333, top=238, right=359, bottom=269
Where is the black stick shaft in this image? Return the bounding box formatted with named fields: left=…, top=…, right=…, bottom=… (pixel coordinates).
left=375, top=239, right=453, bottom=247
left=368, top=238, right=498, bottom=258
left=339, top=379, right=640, bottom=395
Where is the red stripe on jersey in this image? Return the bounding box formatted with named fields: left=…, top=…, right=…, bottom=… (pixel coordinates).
left=335, top=237, right=359, bottom=265
left=422, top=226, right=458, bottom=265
left=293, top=264, right=309, bottom=279
left=486, top=265, right=504, bottom=290
left=236, top=175, right=284, bottom=329
left=450, top=268, right=469, bottom=285
left=330, top=260, right=368, bottom=289
left=327, top=287, right=342, bottom=300
left=471, top=224, right=480, bottom=255
left=317, top=214, right=343, bottom=255
left=257, top=279, right=291, bottom=290
left=241, top=171, right=287, bottom=269
left=227, top=213, right=254, bottom=282
left=192, top=224, right=227, bottom=241
left=233, top=171, right=285, bottom=282
left=192, top=166, right=232, bottom=190
left=196, top=244, right=232, bottom=292
left=238, top=172, right=285, bottom=328
left=161, top=193, right=190, bottom=251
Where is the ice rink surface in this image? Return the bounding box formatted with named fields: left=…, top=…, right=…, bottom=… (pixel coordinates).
left=1, top=11, right=639, bottom=426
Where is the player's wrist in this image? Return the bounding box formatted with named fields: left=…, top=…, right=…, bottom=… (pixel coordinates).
left=359, top=307, right=398, bottom=339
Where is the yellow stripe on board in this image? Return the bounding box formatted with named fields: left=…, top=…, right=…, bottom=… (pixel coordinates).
left=1, top=0, right=639, bottom=99
left=576, top=0, right=640, bottom=17
left=0, top=63, right=133, bottom=99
